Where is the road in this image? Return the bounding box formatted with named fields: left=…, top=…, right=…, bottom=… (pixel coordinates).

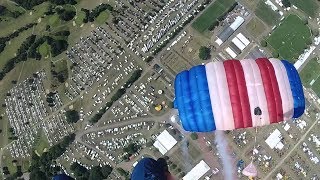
left=74, top=110, right=174, bottom=166
left=263, top=103, right=320, bottom=179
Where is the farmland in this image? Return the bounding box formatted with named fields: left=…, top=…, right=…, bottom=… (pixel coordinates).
left=254, top=0, right=280, bottom=26
left=267, top=15, right=311, bottom=61
left=191, top=0, right=235, bottom=33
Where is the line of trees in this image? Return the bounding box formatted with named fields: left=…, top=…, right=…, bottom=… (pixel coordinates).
left=207, top=2, right=238, bottom=31
left=0, top=23, right=36, bottom=54
left=56, top=8, right=76, bottom=21
left=0, top=5, right=23, bottom=18
left=199, top=46, right=210, bottom=60
left=0, top=33, right=69, bottom=80
left=70, top=162, right=113, bottom=180
left=13, top=0, right=76, bottom=10
left=89, top=70, right=142, bottom=124
left=29, top=133, right=75, bottom=180
left=80, top=3, right=113, bottom=23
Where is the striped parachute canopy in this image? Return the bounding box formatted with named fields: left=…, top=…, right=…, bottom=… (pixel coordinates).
left=174, top=58, right=305, bottom=132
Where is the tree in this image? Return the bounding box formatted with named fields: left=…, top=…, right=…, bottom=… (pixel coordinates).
left=58, top=9, right=76, bottom=21
left=302, top=17, right=308, bottom=25
left=179, top=172, right=186, bottom=178
left=198, top=46, right=210, bottom=60
left=177, top=168, right=182, bottom=172
left=282, top=0, right=291, bottom=8
left=190, top=133, right=198, bottom=140
left=272, top=51, right=279, bottom=58
left=312, top=29, right=319, bottom=36
left=65, top=110, right=80, bottom=123
left=146, top=140, right=154, bottom=147
left=70, top=162, right=88, bottom=178
left=101, top=165, right=113, bottom=178
left=29, top=168, right=47, bottom=180
left=89, top=166, right=104, bottom=180
left=117, top=167, right=128, bottom=176
left=260, top=40, right=267, bottom=47
left=171, top=164, right=177, bottom=169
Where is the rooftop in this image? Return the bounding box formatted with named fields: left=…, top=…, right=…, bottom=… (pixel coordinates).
left=183, top=160, right=210, bottom=180
left=153, top=130, right=177, bottom=155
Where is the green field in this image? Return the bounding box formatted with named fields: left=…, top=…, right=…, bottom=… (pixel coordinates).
left=299, top=58, right=320, bottom=97
left=267, top=15, right=311, bottom=61
left=0, top=2, right=49, bottom=37
left=191, top=0, right=235, bottom=33
left=75, top=11, right=86, bottom=25
left=246, top=17, right=266, bottom=38
left=49, top=14, right=60, bottom=26
left=312, top=78, right=320, bottom=97
left=0, top=28, right=33, bottom=69
left=38, top=41, right=51, bottom=58
left=34, top=131, right=50, bottom=156
left=300, top=58, right=320, bottom=87
left=255, top=1, right=280, bottom=26
left=290, top=0, right=319, bottom=18
left=96, top=11, right=109, bottom=25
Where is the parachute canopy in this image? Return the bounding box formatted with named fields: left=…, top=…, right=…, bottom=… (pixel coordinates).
left=242, top=162, right=258, bottom=177
left=131, top=158, right=167, bottom=180
left=174, top=58, right=305, bottom=132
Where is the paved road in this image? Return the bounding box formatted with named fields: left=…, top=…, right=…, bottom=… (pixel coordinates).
left=263, top=102, right=320, bottom=179
left=74, top=110, right=174, bottom=166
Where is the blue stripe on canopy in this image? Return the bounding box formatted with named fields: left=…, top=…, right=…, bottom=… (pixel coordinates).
left=174, top=65, right=216, bottom=132
left=281, top=60, right=305, bottom=118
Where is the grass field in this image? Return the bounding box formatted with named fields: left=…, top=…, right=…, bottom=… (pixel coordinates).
left=299, top=58, right=320, bottom=97
left=38, top=41, right=51, bottom=58
left=267, top=15, right=311, bottom=61
left=0, top=28, right=33, bottom=69
left=191, top=0, right=235, bottom=33
left=311, top=78, right=320, bottom=97
left=48, top=14, right=60, bottom=26
left=300, top=58, right=320, bottom=87
left=246, top=17, right=266, bottom=38
left=255, top=1, right=280, bottom=26
left=0, top=2, right=49, bottom=37
left=34, top=130, right=50, bottom=156
left=96, top=11, right=109, bottom=25
left=75, top=11, right=86, bottom=25
left=290, top=0, right=319, bottom=18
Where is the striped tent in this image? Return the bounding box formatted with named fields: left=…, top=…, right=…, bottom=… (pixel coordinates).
left=174, top=58, right=305, bottom=132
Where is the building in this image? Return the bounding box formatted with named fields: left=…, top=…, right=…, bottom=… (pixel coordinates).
left=225, top=47, right=238, bottom=58
left=183, top=160, right=210, bottom=180
left=153, top=130, right=177, bottom=155
left=215, top=16, right=245, bottom=46
left=265, top=129, right=284, bottom=150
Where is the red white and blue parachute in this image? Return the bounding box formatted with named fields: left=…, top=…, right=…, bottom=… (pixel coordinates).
left=174, top=58, right=305, bottom=132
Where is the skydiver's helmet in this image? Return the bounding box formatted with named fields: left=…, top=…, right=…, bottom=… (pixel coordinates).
left=131, top=157, right=172, bottom=180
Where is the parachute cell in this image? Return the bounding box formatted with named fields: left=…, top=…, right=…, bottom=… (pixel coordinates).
left=174, top=58, right=305, bottom=132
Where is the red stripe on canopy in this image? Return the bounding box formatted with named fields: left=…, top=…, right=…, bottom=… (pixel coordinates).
left=223, top=60, right=252, bottom=128
left=256, top=58, right=283, bottom=123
